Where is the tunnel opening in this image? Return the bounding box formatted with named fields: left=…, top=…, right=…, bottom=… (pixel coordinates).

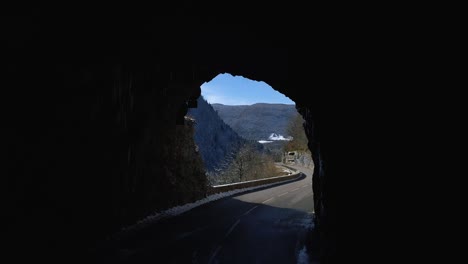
left=113, top=72, right=315, bottom=227
left=171, top=72, right=318, bottom=263
left=94, top=71, right=319, bottom=263
left=186, top=72, right=314, bottom=187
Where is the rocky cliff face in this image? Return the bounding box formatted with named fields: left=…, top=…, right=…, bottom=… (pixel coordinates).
left=187, top=96, right=248, bottom=172
left=294, top=151, right=315, bottom=169
left=155, top=117, right=208, bottom=209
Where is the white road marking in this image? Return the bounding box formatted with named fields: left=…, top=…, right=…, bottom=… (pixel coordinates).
left=278, top=192, right=289, bottom=197
left=225, top=219, right=240, bottom=238
left=290, top=187, right=300, bottom=192
left=208, top=246, right=222, bottom=264
left=262, top=197, right=274, bottom=204
left=243, top=206, right=258, bottom=216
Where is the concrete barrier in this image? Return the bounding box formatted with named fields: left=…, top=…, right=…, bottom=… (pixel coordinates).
left=207, top=168, right=303, bottom=195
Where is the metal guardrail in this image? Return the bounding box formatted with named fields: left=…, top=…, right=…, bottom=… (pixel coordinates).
left=207, top=165, right=303, bottom=195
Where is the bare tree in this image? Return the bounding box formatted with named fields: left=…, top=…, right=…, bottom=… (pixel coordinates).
left=212, top=143, right=283, bottom=185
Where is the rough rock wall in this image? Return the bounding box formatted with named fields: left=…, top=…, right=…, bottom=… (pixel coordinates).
left=5, top=11, right=337, bottom=263
left=5, top=62, right=209, bottom=260
left=294, top=151, right=315, bottom=169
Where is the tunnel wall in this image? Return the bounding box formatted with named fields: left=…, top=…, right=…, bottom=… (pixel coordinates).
left=5, top=12, right=336, bottom=263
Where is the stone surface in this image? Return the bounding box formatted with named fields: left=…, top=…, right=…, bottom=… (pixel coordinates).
left=4, top=8, right=385, bottom=263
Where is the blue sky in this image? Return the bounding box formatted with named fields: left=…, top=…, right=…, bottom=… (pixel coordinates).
left=200, top=73, right=295, bottom=105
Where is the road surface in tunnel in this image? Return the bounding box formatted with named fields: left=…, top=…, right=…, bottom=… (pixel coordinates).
left=91, top=165, right=315, bottom=264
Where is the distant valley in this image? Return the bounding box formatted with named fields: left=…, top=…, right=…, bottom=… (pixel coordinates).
left=188, top=97, right=300, bottom=173
left=211, top=103, right=298, bottom=150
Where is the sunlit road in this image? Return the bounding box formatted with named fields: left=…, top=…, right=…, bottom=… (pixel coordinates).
left=91, top=165, right=315, bottom=264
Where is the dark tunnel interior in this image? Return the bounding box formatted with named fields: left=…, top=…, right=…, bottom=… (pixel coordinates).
left=5, top=4, right=425, bottom=264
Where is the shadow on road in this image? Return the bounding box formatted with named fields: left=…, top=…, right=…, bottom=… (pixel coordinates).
left=88, top=194, right=318, bottom=264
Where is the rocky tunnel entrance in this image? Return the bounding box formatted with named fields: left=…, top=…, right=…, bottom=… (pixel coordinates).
left=6, top=14, right=333, bottom=264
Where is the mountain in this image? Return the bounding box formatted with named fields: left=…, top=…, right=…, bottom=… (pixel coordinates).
left=187, top=97, right=253, bottom=172
left=211, top=103, right=297, bottom=143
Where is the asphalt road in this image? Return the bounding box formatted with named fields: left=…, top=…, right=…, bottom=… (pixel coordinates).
left=91, top=164, right=315, bottom=264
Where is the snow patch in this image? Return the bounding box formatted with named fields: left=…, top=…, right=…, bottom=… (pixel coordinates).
left=268, top=133, right=293, bottom=141
left=258, top=140, right=274, bottom=144
left=297, top=245, right=310, bottom=264
left=298, top=215, right=315, bottom=230
left=258, top=133, right=292, bottom=143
